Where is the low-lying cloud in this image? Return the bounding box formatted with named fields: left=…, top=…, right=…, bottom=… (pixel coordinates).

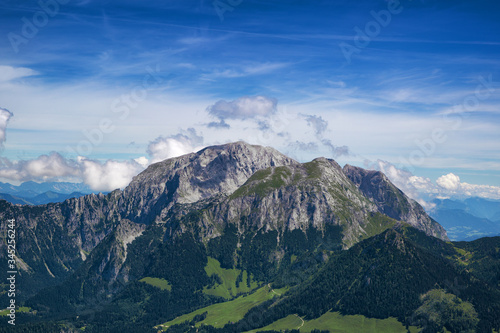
left=436, top=173, right=461, bottom=191
left=0, top=152, right=80, bottom=181
left=79, top=157, right=144, bottom=192
left=0, top=127, right=207, bottom=191
left=371, top=160, right=500, bottom=208
left=0, top=152, right=145, bottom=192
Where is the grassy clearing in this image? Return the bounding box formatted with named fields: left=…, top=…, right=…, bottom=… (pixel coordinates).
left=301, top=312, right=418, bottom=333
left=139, top=277, right=172, bottom=291
left=0, top=306, right=31, bottom=316
left=230, top=166, right=294, bottom=199
left=246, top=314, right=303, bottom=332
left=203, top=257, right=259, bottom=299
left=449, top=246, right=473, bottom=266
left=248, top=311, right=418, bottom=333
left=158, top=285, right=287, bottom=330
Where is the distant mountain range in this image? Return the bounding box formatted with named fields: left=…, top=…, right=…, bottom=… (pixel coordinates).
left=0, top=181, right=94, bottom=205
left=0, top=142, right=499, bottom=332
left=429, top=197, right=500, bottom=241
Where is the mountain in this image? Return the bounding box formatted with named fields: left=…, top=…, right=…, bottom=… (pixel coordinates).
left=0, top=192, right=32, bottom=205
left=29, top=191, right=88, bottom=205
left=0, top=191, right=88, bottom=205
left=119, top=141, right=298, bottom=224
left=463, top=197, right=500, bottom=221
left=0, top=181, right=93, bottom=197
left=429, top=198, right=500, bottom=240
left=5, top=141, right=496, bottom=333
left=0, top=181, right=93, bottom=205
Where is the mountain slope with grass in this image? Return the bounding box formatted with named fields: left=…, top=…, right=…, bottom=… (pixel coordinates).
left=167, top=225, right=499, bottom=333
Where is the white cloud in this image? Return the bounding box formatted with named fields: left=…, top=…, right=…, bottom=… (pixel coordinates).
left=147, top=137, right=195, bottom=163
left=79, top=157, right=144, bottom=192
left=0, top=152, right=80, bottom=182
left=147, top=128, right=204, bottom=163
left=207, top=96, right=277, bottom=120
left=459, top=182, right=500, bottom=199
left=134, top=156, right=149, bottom=167
left=0, top=128, right=204, bottom=191
left=0, top=66, right=37, bottom=82
left=0, top=107, right=13, bottom=147
left=0, top=152, right=146, bottom=192
left=436, top=173, right=461, bottom=190
left=372, top=160, right=436, bottom=202
left=369, top=160, right=500, bottom=206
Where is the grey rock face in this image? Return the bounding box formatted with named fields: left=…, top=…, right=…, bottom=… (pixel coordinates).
left=343, top=164, right=448, bottom=240
left=0, top=193, right=121, bottom=299
left=197, top=157, right=380, bottom=248
left=120, top=141, right=298, bottom=224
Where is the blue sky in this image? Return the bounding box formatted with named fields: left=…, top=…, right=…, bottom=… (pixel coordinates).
left=0, top=0, right=499, bottom=204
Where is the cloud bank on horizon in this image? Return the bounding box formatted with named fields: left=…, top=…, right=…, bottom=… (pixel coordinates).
left=0, top=0, right=499, bottom=203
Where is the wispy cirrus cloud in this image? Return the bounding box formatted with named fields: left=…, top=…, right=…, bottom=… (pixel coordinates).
left=0, top=66, right=38, bottom=82
left=202, top=62, right=290, bottom=79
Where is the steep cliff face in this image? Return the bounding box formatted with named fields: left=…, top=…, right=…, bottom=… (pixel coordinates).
left=0, top=192, right=122, bottom=300
left=343, top=165, right=448, bottom=240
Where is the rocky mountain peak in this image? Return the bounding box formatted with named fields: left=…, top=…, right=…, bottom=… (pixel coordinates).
left=120, top=141, right=298, bottom=223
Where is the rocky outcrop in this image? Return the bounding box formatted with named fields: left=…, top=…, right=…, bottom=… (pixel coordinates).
left=0, top=192, right=122, bottom=300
